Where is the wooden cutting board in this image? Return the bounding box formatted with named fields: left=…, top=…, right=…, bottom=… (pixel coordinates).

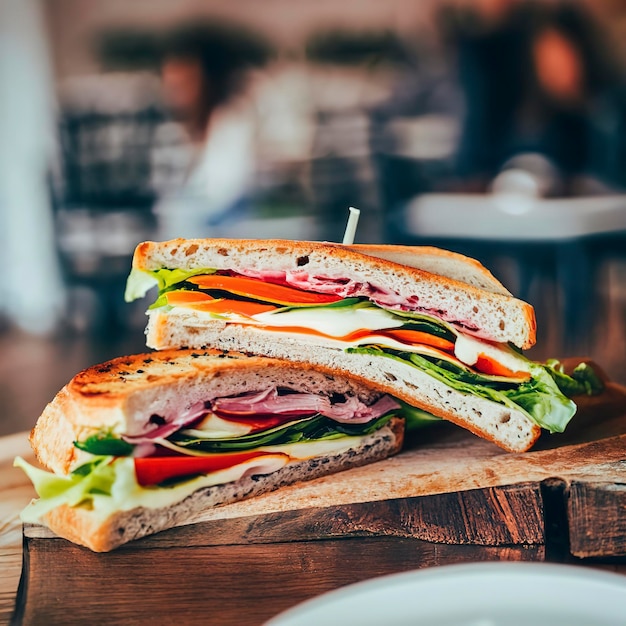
left=10, top=377, right=626, bottom=626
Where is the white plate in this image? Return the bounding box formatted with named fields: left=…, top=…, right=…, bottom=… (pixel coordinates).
left=266, top=562, right=626, bottom=626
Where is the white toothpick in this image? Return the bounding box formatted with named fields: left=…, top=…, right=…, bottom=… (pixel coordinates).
left=342, top=206, right=361, bottom=244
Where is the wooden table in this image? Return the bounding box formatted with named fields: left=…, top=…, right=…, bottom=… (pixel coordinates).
left=3, top=382, right=626, bottom=625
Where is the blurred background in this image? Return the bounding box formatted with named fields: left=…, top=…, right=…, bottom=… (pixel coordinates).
left=1, top=0, right=626, bottom=436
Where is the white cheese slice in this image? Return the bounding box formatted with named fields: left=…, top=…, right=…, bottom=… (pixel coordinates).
left=454, top=334, right=530, bottom=373
left=170, top=299, right=528, bottom=374
left=187, top=413, right=254, bottom=438
left=252, top=304, right=403, bottom=337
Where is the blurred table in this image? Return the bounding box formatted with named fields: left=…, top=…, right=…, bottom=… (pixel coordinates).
left=405, top=193, right=626, bottom=241
left=395, top=192, right=626, bottom=355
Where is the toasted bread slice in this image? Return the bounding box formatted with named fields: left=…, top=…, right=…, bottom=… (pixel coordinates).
left=31, top=349, right=391, bottom=474
left=346, top=244, right=512, bottom=296
left=24, top=349, right=405, bottom=551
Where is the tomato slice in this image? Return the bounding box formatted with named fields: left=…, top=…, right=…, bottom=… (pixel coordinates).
left=187, top=275, right=342, bottom=306
left=134, top=451, right=287, bottom=486
left=474, top=353, right=531, bottom=381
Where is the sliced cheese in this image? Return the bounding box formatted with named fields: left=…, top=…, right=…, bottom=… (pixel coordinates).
left=454, top=334, right=531, bottom=373
left=253, top=304, right=403, bottom=337
left=167, top=298, right=529, bottom=378
left=187, top=413, right=254, bottom=438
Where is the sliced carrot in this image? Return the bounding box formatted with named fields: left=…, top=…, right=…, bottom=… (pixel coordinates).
left=187, top=275, right=342, bottom=306
left=165, top=290, right=277, bottom=316
left=252, top=324, right=455, bottom=352
left=190, top=299, right=277, bottom=316
left=474, top=353, right=531, bottom=381
left=377, top=329, right=455, bottom=352
left=165, top=291, right=213, bottom=305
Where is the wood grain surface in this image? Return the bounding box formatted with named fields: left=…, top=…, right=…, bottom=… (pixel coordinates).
left=16, top=538, right=544, bottom=626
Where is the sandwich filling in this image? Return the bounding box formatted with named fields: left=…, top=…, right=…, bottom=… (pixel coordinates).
left=126, top=267, right=603, bottom=434
left=16, top=387, right=414, bottom=523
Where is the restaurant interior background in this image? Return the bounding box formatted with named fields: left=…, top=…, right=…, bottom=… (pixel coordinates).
left=1, top=0, right=626, bottom=437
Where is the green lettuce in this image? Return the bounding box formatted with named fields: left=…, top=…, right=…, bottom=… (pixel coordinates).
left=396, top=400, right=442, bottom=431
left=14, top=456, right=119, bottom=521
left=125, top=267, right=217, bottom=302
left=544, top=359, right=604, bottom=396
left=15, top=455, right=244, bottom=522
left=347, top=346, right=580, bottom=433
left=74, top=431, right=135, bottom=457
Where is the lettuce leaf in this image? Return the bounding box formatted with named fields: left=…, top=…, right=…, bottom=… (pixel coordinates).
left=347, top=346, right=578, bottom=433
left=14, top=456, right=119, bottom=522
left=74, top=431, right=135, bottom=456
left=396, top=400, right=441, bottom=431
left=544, top=359, right=604, bottom=396
left=276, top=297, right=363, bottom=312
left=125, top=267, right=217, bottom=302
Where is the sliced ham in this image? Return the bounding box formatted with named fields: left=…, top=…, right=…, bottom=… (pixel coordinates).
left=234, top=268, right=484, bottom=336
left=213, top=389, right=400, bottom=423
left=124, top=400, right=209, bottom=444
left=124, top=389, right=400, bottom=447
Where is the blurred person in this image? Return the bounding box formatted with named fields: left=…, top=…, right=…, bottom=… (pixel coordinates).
left=152, top=21, right=270, bottom=238
left=441, top=0, right=626, bottom=193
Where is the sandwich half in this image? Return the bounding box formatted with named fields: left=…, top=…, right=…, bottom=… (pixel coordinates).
left=16, top=350, right=407, bottom=552
left=125, top=239, right=602, bottom=453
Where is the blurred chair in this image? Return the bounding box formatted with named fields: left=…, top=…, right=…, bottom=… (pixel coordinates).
left=391, top=190, right=626, bottom=354
left=53, top=94, right=162, bottom=333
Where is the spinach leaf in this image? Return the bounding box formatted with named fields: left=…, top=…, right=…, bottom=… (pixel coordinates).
left=74, top=431, right=135, bottom=457
left=170, top=413, right=393, bottom=453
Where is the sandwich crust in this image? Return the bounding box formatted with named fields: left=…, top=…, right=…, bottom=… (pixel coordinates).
left=346, top=244, right=512, bottom=296
left=131, top=239, right=536, bottom=349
